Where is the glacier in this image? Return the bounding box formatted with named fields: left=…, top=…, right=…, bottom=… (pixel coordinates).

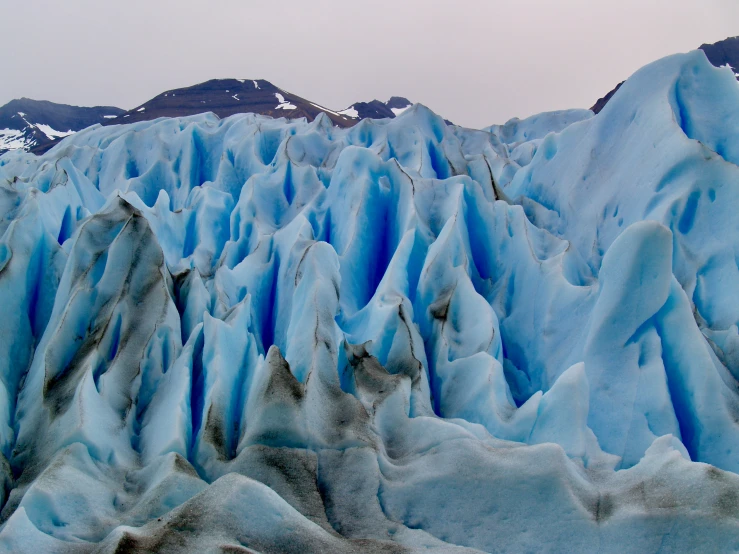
left=0, top=50, right=738, bottom=552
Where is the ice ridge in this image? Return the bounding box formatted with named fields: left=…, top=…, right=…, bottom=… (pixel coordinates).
left=0, top=50, right=738, bottom=552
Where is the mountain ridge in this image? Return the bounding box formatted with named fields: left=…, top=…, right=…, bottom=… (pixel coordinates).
left=0, top=98, right=123, bottom=154
left=103, top=78, right=356, bottom=128
left=0, top=81, right=413, bottom=156
left=3, top=35, right=736, bottom=156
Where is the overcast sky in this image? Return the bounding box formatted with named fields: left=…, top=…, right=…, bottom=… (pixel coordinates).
left=1, top=0, right=737, bottom=128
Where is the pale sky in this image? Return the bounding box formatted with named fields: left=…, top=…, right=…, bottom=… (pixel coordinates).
left=1, top=0, right=737, bottom=128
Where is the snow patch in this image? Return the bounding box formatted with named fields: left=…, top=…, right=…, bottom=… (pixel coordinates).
left=274, top=93, right=297, bottom=110
left=391, top=106, right=410, bottom=117
left=34, top=124, right=75, bottom=140
left=309, top=102, right=340, bottom=116
left=0, top=128, right=27, bottom=150
left=338, top=106, right=359, bottom=119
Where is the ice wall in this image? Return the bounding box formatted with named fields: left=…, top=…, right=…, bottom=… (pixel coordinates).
left=0, top=50, right=738, bottom=553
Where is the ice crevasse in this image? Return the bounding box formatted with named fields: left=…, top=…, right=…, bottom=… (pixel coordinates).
left=0, top=50, right=737, bottom=552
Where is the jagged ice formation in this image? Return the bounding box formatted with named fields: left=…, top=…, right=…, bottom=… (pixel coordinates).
left=0, top=51, right=738, bottom=552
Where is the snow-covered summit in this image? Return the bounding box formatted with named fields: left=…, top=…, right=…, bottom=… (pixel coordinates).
left=0, top=50, right=738, bottom=552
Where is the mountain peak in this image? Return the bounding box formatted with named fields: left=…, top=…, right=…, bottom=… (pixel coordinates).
left=106, top=78, right=357, bottom=129
left=337, top=96, right=413, bottom=121
left=1, top=83, right=419, bottom=156
left=0, top=98, right=123, bottom=154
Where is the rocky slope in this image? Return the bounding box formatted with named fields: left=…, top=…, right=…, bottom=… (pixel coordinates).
left=0, top=99, right=123, bottom=155
left=0, top=82, right=414, bottom=156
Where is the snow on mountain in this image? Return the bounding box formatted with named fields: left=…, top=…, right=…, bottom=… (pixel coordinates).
left=105, top=79, right=357, bottom=130
left=0, top=85, right=417, bottom=157
left=0, top=50, right=738, bottom=552
left=273, top=92, right=297, bottom=110
left=0, top=129, right=25, bottom=152
left=337, top=96, right=413, bottom=120
left=0, top=99, right=124, bottom=156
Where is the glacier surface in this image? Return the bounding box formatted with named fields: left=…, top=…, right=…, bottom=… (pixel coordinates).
left=0, top=50, right=738, bottom=552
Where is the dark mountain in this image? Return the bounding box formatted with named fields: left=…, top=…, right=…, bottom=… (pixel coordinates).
left=108, top=80, right=415, bottom=130
left=1, top=81, right=416, bottom=156
left=591, top=36, right=739, bottom=113
left=0, top=98, right=124, bottom=155
left=336, top=96, right=412, bottom=120
left=105, top=79, right=356, bottom=129
left=590, top=81, right=624, bottom=115
left=700, top=35, right=739, bottom=76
